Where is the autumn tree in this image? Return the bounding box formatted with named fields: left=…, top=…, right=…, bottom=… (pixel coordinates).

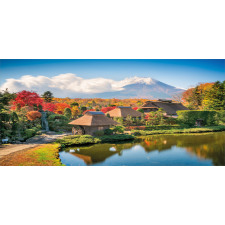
left=42, top=91, right=54, bottom=102
left=26, top=111, right=42, bottom=121
left=101, top=106, right=116, bottom=114
left=42, top=102, right=56, bottom=112
left=54, top=103, right=71, bottom=114
left=12, top=90, right=43, bottom=111
left=182, top=83, right=214, bottom=109
left=82, top=109, right=95, bottom=115
left=71, top=106, right=80, bottom=118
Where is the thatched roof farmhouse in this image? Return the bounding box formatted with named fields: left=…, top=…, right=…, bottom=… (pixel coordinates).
left=106, top=106, right=142, bottom=118
left=69, top=111, right=118, bottom=135
left=141, top=99, right=188, bottom=116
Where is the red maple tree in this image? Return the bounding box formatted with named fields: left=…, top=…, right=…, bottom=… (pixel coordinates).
left=82, top=109, right=95, bottom=115
left=42, top=102, right=56, bottom=112
left=11, top=90, right=43, bottom=110
left=101, top=106, right=116, bottom=114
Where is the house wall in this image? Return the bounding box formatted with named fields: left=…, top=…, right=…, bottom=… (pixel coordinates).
left=83, top=125, right=110, bottom=135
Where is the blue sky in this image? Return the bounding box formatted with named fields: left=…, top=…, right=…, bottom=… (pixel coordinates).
left=0, top=59, right=224, bottom=89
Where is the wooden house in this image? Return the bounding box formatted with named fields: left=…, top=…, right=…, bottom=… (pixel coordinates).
left=141, top=99, right=188, bottom=116
left=106, top=106, right=142, bottom=119
left=69, top=111, right=118, bottom=135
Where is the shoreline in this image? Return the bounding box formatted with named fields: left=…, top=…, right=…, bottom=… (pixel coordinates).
left=1, top=127, right=225, bottom=166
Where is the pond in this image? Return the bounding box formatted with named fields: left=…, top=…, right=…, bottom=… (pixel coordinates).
left=59, top=131, right=225, bottom=166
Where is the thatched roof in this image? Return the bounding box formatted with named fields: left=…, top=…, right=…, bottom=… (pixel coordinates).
left=106, top=106, right=142, bottom=118
left=141, top=101, right=188, bottom=115
left=69, top=111, right=118, bottom=126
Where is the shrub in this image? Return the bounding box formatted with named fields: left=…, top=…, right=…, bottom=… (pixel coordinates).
left=56, top=135, right=99, bottom=146
left=104, top=128, right=113, bottom=135
left=25, top=128, right=37, bottom=140
left=48, top=114, right=72, bottom=132
left=133, top=131, right=142, bottom=136
left=145, top=125, right=181, bottom=130
left=113, top=126, right=124, bottom=134
left=177, top=110, right=219, bottom=126
left=99, top=134, right=134, bottom=143
left=125, top=126, right=146, bottom=131
left=26, top=111, right=42, bottom=121
left=93, top=130, right=105, bottom=137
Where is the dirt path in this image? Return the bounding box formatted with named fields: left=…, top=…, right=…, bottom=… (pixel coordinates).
left=0, top=132, right=71, bottom=159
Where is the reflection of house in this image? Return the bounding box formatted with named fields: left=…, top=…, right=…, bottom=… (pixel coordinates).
left=69, top=142, right=135, bottom=165
left=69, top=111, right=118, bottom=135
left=106, top=106, right=142, bottom=119
left=141, top=99, right=188, bottom=116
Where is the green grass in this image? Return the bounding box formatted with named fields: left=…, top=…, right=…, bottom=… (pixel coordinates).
left=131, top=125, right=225, bottom=136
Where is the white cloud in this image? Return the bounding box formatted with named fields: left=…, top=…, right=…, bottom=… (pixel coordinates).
left=0, top=73, right=156, bottom=97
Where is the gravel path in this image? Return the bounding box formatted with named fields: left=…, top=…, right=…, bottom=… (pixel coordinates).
left=0, top=132, right=71, bottom=159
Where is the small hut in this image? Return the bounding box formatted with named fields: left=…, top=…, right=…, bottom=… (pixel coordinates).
left=141, top=100, right=188, bottom=116
left=69, top=111, right=118, bottom=135
left=106, top=106, right=142, bottom=119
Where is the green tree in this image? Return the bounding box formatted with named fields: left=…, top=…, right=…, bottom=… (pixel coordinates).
left=137, top=108, right=144, bottom=113
left=80, top=106, right=87, bottom=112
left=0, top=89, right=16, bottom=139
left=64, top=108, right=72, bottom=119
left=203, top=81, right=225, bottom=110
left=70, top=102, right=79, bottom=107
left=42, top=91, right=54, bottom=102
left=0, top=88, right=16, bottom=105
left=113, top=126, right=124, bottom=134
left=125, top=115, right=133, bottom=126
left=140, top=114, right=145, bottom=125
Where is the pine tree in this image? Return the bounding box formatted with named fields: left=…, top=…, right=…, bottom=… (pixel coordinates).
left=42, top=91, right=54, bottom=102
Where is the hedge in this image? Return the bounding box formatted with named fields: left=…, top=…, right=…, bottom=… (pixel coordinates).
left=217, top=110, right=225, bottom=124
left=131, top=125, right=225, bottom=136
left=177, top=110, right=219, bottom=126
left=56, top=134, right=134, bottom=147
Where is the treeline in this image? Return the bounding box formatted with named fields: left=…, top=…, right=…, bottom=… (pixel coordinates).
left=182, top=81, right=225, bottom=110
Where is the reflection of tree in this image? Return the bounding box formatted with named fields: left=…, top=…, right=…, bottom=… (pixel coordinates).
left=65, top=132, right=225, bottom=166
left=139, top=132, right=225, bottom=166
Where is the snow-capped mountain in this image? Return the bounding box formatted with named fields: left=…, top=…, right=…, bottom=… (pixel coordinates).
left=95, top=77, right=185, bottom=99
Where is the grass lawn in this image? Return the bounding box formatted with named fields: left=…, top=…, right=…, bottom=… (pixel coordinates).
left=131, top=125, right=225, bottom=136
left=0, top=143, right=63, bottom=166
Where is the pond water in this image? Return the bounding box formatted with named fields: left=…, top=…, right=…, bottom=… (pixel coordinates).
left=59, top=132, right=225, bottom=166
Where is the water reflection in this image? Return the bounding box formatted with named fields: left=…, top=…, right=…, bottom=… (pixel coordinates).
left=59, top=132, right=225, bottom=166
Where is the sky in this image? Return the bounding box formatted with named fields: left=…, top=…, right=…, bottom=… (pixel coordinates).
left=0, top=59, right=224, bottom=97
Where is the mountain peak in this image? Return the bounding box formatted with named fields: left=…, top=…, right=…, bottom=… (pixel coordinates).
left=119, top=76, right=156, bottom=87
